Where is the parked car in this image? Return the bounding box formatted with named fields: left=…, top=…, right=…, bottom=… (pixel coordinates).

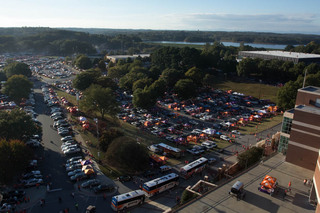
left=65, top=159, right=82, bottom=168
left=61, top=136, right=73, bottom=142
left=70, top=172, right=87, bottom=181
left=66, top=156, right=82, bottom=164
left=67, top=168, right=83, bottom=177
left=66, top=164, right=82, bottom=172
left=220, top=135, right=231, bottom=141
left=23, top=178, right=43, bottom=187
left=25, top=140, right=41, bottom=148
left=208, top=157, right=217, bottom=164
left=64, top=148, right=81, bottom=155
left=59, top=130, right=72, bottom=137
left=117, top=175, right=132, bottom=182
left=93, top=184, right=114, bottom=193
left=81, top=179, right=101, bottom=188
left=231, top=130, right=241, bottom=135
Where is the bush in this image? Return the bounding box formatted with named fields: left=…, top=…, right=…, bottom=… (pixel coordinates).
left=98, top=128, right=123, bottom=152
left=180, top=189, right=198, bottom=205
left=237, top=146, right=264, bottom=168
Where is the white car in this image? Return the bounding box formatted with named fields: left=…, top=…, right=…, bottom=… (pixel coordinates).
left=221, top=135, right=231, bottom=141
left=66, top=164, right=82, bottom=172
left=66, top=156, right=82, bottom=164
left=65, top=159, right=82, bottom=168
left=26, top=140, right=41, bottom=147
left=231, top=130, right=241, bottom=135
left=61, top=136, right=73, bottom=142
left=62, top=144, right=79, bottom=151
left=64, top=148, right=81, bottom=155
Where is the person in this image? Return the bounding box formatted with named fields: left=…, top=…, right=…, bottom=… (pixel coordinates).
left=304, top=179, right=307, bottom=185
left=58, top=196, right=62, bottom=203
left=288, top=181, right=292, bottom=192
left=78, top=184, right=81, bottom=191
left=71, top=192, right=75, bottom=198
left=283, top=189, right=287, bottom=200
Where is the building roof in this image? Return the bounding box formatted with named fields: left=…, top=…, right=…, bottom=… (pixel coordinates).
left=240, top=51, right=320, bottom=59
left=299, top=86, right=320, bottom=94
left=295, top=104, right=320, bottom=115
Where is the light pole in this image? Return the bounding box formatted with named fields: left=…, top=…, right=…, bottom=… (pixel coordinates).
left=94, top=118, right=99, bottom=139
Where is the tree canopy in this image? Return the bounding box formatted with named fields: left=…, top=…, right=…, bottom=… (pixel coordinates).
left=74, top=54, right=93, bottom=70
left=0, top=109, right=39, bottom=141
left=72, top=70, right=100, bottom=91
left=4, top=75, right=33, bottom=104
left=4, top=62, right=32, bottom=78
left=174, top=79, right=197, bottom=100
left=98, top=128, right=124, bottom=152
left=0, top=139, right=33, bottom=184
left=80, top=84, right=119, bottom=119
left=106, top=136, right=149, bottom=172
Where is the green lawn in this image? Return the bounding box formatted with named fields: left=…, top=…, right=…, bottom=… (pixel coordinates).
left=214, top=80, right=279, bottom=103
left=238, top=114, right=283, bottom=135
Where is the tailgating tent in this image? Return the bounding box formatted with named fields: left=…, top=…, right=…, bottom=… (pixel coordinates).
left=82, top=165, right=93, bottom=171
left=202, top=128, right=216, bottom=135
left=79, top=116, right=87, bottom=122
left=261, top=175, right=277, bottom=189
left=84, top=169, right=95, bottom=175
left=81, top=159, right=92, bottom=166
left=225, top=122, right=232, bottom=127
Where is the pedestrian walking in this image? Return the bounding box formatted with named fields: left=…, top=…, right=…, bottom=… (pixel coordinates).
left=58, top=196, right=62, bottom=203
left=103, top=193, right=106, bottom=200
left=78, top=184, right=81, bottom=191
left=27, top=197, right=30, bottom=202
left=288, top=181, right=292, bottom=192
left=40, top=199, right=43, bottom=207
left=71, top=192, right=75, bottom=198
left=75, top=202, right=79, bottom=210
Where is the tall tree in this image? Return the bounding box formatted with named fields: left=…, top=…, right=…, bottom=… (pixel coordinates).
left=0, top=109, right=39, bottom=141
left=80, top=84, right=119, bottom=119
left=0, top=139, right=33, bottom=184
left=75, top=55, right=92, bottom=70
left=73, top=71, right=99, bottom=91
left=4, top=62, right=31, bottom=78
left=4, top=75, right=33, bottom=104
left=174, top=79, right=197, bottom=100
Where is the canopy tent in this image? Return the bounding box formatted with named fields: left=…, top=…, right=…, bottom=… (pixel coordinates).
left=82, top=165, right=93, bottom=171
left=84, top=169, right=95, bottom=175
left=79, top=116, right=87, bottom=122
left=261, top=175, right=277, bottom=189
left=81, top=159, right=92, bottom=166
left=202, top=128, right=216, bottom=135
left=225, top=122, right=232, bottom=127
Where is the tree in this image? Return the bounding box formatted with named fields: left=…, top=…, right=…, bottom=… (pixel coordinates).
left=132, top=88, right=156, bottom=109
left=4, top=62, right=31, bottom=78
left=237, top=146, right=263, bottom=169
left=0, top=139, right=33, bottom=184
left=180, top=190, right=198, bottom=204
left=98, top=60, right=107, bottom=71
left=185, top=67, right=205, bottom=85
left=174, top=79, right=197, bottom=100
left=75, top=55, right=92, bottom=70
left=72, top=71, right=99, bottom=91
left=202, top=74, right=215, bottom=87
left=0, top=109, right=39, bottom=141
left=95, top=76, right=118, bottom=90
left=132, top=78, right=153, bottom=92
left=4, top=75, right=33, bottom=104
left=106, top=136, right=149, bottom=172
left=277, top=80, right=301, bottom=110
left=80, top=84, right=119, bottom=119
left=160, top=68, right=184, bottom=88
left=98, top=128, right=123, bottom=152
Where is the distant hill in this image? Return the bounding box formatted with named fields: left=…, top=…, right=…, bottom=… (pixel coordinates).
left=59, top=28, right=320, bottom=45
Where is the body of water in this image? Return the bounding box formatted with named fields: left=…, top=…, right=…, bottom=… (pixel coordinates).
left=147, top=41, right=291, bottom=50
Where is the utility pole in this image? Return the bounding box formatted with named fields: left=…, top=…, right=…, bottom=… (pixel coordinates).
left=303, top=69, right=307, bottom=88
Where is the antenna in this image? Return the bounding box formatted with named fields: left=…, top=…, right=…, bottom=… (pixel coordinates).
left=303, top=69, right=307, bottom=88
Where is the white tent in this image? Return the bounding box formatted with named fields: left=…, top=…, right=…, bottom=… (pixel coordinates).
left=202, top=128, right=216, bottom=135
left=79, top=116, right=87, bottom=122
left=225, top=122, right=232, bottom=126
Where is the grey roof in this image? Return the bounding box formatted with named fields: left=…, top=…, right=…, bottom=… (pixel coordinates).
left=299, top=86, right=320, bottom=94
left=295, top=105, right=320, bottom=115
left=239, top=51, right=320, bottom=59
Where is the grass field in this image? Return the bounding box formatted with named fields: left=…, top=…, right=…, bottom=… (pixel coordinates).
left=238, top=114, right=283, bottom=135
left=214, top=80, right=279, bottom=103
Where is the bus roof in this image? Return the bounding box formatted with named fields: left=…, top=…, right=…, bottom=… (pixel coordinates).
left=157, top=143, right=181, bottom=152
left=143, top=173, right=179, bottom=188
left=112, top=190, right=145, bottom=202
left=180, top=157, right=208, bottom=171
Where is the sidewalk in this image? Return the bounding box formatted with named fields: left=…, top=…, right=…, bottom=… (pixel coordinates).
left=15, top=185, right=47, bottom=211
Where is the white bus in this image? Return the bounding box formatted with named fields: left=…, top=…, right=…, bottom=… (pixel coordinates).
left=142, top=173, right=179, bottom=197
left=180, top=157, right=208, bottom=179
left=111, top=190, right=145, bottom=211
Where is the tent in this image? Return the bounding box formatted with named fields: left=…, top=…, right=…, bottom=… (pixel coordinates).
left=202, top=128, right=216, bottom=135
left=81, top=159, right=92, bottom=166
left=82, top=165, right=93, bottom=171
left=84, top=169, right=95, bottom=175
left=79, top=116, right=87, bottom=122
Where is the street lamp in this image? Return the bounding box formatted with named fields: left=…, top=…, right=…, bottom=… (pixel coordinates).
left=94, top=118, right=99, bottom=139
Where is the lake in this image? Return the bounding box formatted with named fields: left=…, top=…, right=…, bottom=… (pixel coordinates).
left=147, top=41, right=291, bottom=50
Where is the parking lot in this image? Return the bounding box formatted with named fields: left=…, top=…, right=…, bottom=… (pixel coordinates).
left=176, top=153, right=315, bottom=213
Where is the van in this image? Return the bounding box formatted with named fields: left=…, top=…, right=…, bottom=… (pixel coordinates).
left=229, top=181, right=246, bottom=200
left=160, top=165, right=172, bottom=173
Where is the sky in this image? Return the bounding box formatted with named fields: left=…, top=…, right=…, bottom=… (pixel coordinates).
left=1, top=0, right=320, bottom=34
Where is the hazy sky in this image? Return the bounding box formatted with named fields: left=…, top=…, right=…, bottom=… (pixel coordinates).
left=1, top=0, right=319, bottom=34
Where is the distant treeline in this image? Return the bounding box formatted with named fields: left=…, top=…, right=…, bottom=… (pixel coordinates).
left=63, top=28, right=320, bottom=45
left=1, top=27, right=320, bottom=55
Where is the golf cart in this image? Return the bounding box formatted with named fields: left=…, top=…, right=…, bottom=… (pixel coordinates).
left=229, top=181, right=246, bottom=200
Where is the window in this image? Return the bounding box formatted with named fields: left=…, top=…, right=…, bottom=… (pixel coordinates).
left=278, top=136, right=289, bottom=154
left=281, top=117, right=292, bottom=134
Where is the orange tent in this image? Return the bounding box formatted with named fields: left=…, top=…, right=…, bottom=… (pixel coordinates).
left=261, top=180, right=273, bottom=189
